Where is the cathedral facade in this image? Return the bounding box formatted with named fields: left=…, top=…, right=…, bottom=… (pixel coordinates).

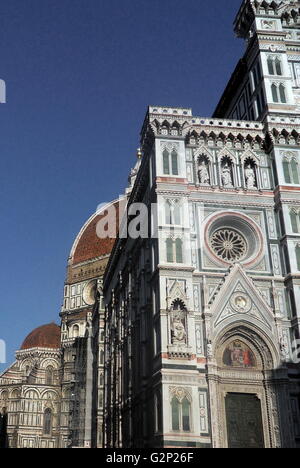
left=103, top=0, right=300, bottom=449
left=1, top=0, right=300, bottom=449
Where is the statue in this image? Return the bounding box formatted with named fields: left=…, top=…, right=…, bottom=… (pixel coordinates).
left=222, top=163, right=233, bottom=187
left=198, top=161, right=210, bottom=185
left=245, top=164, right=256, bottom=189
left=172, top=315, right=187, bottom=344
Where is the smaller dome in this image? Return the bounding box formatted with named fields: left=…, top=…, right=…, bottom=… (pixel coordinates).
left=21, top=323, right=61, bottom=350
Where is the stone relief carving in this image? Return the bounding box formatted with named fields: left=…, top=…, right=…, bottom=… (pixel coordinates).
left=279, top=330, right=290, bottom=362
left=169, top=386, right=192, bottom=401
left=261, top=20, right=276, bottom=30
left=198, top=160, right=210, bottom=185
left=245, top=164, right=256, bottom=189
left=222, top=163, right=233, bottom=187
left=171, top=313, right=187, bottom=345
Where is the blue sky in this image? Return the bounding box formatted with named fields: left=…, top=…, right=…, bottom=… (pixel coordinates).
left=0, top=0, right=243, bottom=371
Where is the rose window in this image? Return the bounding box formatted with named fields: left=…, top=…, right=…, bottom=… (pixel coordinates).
left=210, top=229, right=247, bottom=262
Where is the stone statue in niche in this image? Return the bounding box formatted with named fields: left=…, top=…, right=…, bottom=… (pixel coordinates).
left=171, top=314, right=187, bottom=344
left=222, top=163, right=233, bottom=187
left=245, top=164, right=256, bottom=189
left=198, top=160, right=210, bottom=185
left=280, top=333, right=289, bottom=361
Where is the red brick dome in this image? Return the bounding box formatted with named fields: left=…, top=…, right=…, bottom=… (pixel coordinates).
left=21, top=323, right=61, bottom=350
left=70, top=198, right=124, bottom=266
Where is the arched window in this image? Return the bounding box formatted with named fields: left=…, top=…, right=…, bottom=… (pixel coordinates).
left=279, top=84, right=287, bottom=103
left=175, top=239, right=183, bottom=264
left=165, top=200, right=181, bottom=226
left=272, top=84, right=279, bottom=102
left=45, top=366, right=54, bottom=385
left=267, top=57, right=274, bottom=75
left=275, top=58, right=282, bottom=76
left=171, top=397, right=180, bottom=431
left=268, top=57, right=282, bottom=76
left=43, top=408, right=52, bottom=435
left=291, top=159, right=300, bottom=184
left=166, top=239, right=174, bottom=263
left=165, top=201, right=172, bottom=224
left=162, top=148, right=179, bottom=176
left=182, top=398, right=191, bottom=431
left=171, top=150, right=179, bottom=176
left=73, top=325, right=79, bottom=338
left=174, top=202, right=181, bottom=225
left=290, top=210, right=300, bottom=233
left=171, top=395, right=191, bottom=432
left=163, top=149, right=170, bottom=175
left=296, top=245, right=300, bottom=271
left=166, top=239, right=183, bottom=264
left=283, top=158, right=300, bottom=185
left=283, top=159, right=292, bottom=183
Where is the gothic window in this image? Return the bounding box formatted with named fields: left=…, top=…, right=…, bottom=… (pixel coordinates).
left=171, top=150, right=179, bottom=175
left=272, top=83, right=279, bottom=102
left=166, top=201, right=172, bottom=225
left=171, top=395, right=191, bottom=432
left=174, top=203, right=181, bottom=226
left=290, top=209, right=300, bottom=233
left=283, top=157, right=300, bottom=184
left=45, top=366, right=54, bottom=385
left=162, top=149, right=179, bottom=176
left=296, top=245, right=300, bottom=271
left=267, top=56, right=283, bottom=76
left=175, top=239, right=183, bottom=263
left=276, top=58, right=283, bottom=76
left=43, top=408, right=52, bottom=435
left=163, top=149, right=170, bottom=175
left=283, top=159, right=292, bottom=183
left=165, top=200, right=181, bottom=226
left=279, top=84, right=287, bottom=103
left=166, top=239, right=183, bottom=264
left=271, top=83, right=287, bottom=103
left=171, top=397, right=180, bottom=431
left=291, top=159, right=300, bottom=184
left=268, top=57, right=274, bottom=75
left=166, top=238, right=174, bottom=263
left=182, top=398, right=191, bottom=431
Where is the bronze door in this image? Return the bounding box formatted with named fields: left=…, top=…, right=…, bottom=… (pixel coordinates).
left=225, top=393, right=265, bottom=448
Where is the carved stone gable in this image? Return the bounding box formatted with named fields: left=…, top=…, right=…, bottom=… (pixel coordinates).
left=209, top=265, right=275, bottom=337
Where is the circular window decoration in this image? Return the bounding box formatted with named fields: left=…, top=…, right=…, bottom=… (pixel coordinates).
left=204, top=211, right=264, bottom=268
left=210, top=228, right=248, bottom=262
left=83, top=280, right=97, bottom=306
